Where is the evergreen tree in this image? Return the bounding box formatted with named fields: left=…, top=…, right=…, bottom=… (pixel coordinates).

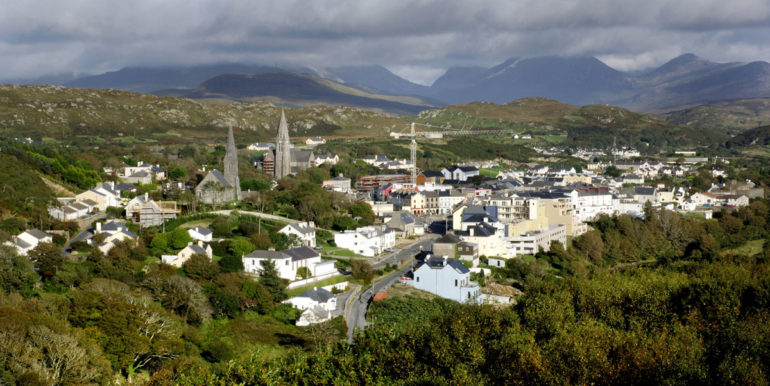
left=258, top=259, right=288, bottom=302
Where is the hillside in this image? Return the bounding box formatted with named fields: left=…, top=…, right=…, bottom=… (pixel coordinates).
left=0, top=84, right=407, bottom=141
left=0, top=153, right=54, bottom=222
left=727, top=125, right=770, bottom=148
left=413, top=98, right=727, bottom=150
left=663, top=98, right=770, bottom=133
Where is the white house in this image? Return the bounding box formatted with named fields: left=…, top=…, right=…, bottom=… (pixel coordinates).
left=410, top=256, right=480, bottom=303
left=247, top=143, right=275, bottom=151
left=322, top=174, right=351, bottom=193
left=187, top=226, right=213, bottom=242
left=305, top=137, right=326, bottom=146
left=242, top=246, right=337, bottom=281
left=278, top=221, right=316, bottom=248
left=441, top=165, right=480, bottom=182
left=161, top=241, right=213, bottom=267
left=284, top=287, right=337, bottom=326
left=7, top=229, right=53, bottom=256
left=334, top=225, right=395, bottom=257
left=314, top=154, right=339, bottom=167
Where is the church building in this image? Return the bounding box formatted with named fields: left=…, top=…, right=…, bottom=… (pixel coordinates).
left=262, top=110, right=315, bottom=179
left=195, top=124, right=242, bottom=204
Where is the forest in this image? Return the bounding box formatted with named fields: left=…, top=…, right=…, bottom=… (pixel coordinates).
left=1, top=193, right=769, bottom=384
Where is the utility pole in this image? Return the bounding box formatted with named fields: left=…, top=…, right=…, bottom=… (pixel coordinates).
left=410, top=122, right=417, bottom=187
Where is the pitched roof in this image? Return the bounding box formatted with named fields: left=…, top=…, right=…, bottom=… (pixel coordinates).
left=186, top=243, right=209, bottom=255
left=420, top=170, right=444, bottom=177
left=244, top=250, right=288, bottom=259
left=435, top=233, right=461, bottom=244
left=282, top=246, right=320, bottom=261
left=25, top=229, right=49, bottom=240
left=209, top=169, right=232, bottom=188
left=298, top=287, right=334, bottom=303
left=191, top=226, right=212, bottom=236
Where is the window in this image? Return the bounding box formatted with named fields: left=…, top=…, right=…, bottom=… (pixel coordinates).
left=285, top=260, right=289, bottom=266
left=455, top=279, right=458, bottom=287
left=416, top=276, right=420, bottom=282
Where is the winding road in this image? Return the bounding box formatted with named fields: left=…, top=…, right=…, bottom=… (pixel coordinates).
left=345, top=236, right=436, bottom=343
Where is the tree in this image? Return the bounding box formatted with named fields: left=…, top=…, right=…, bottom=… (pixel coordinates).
left=0, top=245, right=38, bottom=296
left=575, top=231, right=604, bottom=264
left=604, top=165, right=622, bottom=178
left=258, top=259, right=288, bottom=302
left=183, top=253, right=220, bottom=281
left=333, top=215, right=357, bottom=231
left=28, top=242, right=64, bottom=280
left=169, top=228, right=192, bottom=249
left=150, top=233, right=169, bottom=255
left=350, top=259, right=374, bottom=284
left=168, top=167, right=187, bottom=181
left=144, top=275, right=213, bottom=325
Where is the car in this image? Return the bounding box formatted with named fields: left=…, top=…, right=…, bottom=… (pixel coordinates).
left=313, top=246, right=323, bottom=250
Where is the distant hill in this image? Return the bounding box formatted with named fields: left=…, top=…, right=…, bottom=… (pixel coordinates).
left=64, top=64, right=299, bottom=93
left=663, top=98, right=770, bottom=134
left=184, top=72, right=436, bottom=115
left=727, top=125, right=770, bottom=148
left=324, top=65, right=432, bottom=98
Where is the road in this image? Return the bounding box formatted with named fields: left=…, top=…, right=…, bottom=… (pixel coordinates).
left=345, top=236, right=436, bottom=343
left=211, top=209, right=301, bottom=224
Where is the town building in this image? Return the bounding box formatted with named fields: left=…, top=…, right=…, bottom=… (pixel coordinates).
left=334, top=226, right=395, bottom=257
left=195, top=125, right=242, bottom=204
left=242, top=246, right=336, bottom=281
left=278, top=222, right=316, bottom=248
left=262, top=111, right=315, bottom=179
left=409, top=256, right=480, bottom=303
left=161, top=241, right=213, bottom=267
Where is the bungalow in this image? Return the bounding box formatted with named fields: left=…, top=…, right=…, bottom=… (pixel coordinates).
left=322, top=174, right=351, bottom=193
left=242, top=246, right=336, bottom=281
left=410, top=256, right=480, bottom=303
left=97, top=225, right=138, bottom=255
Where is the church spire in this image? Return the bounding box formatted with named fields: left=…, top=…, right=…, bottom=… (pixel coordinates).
left=275, top=109, right=293, bottom=179
left=223, top=121, right=241, bottom=199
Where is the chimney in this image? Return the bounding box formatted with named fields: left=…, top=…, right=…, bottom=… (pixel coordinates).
left=197, top=240, right=203, bottom=247
left=268, top=247, right=275, bottom=251
left=469, top=227, right=475, bottom=236
left=144, top=192, right=149, bottom=201
left=96, top=222, right=102, bottom=233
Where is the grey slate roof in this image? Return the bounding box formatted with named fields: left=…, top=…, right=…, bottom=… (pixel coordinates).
left=244, top=250, right=288, bottom=259
left=435, top=233, right=461, bottom=244
left=209, top=169, right=233, bottom=188
left=447, top=258, right=470, bottom=274
left=634, top=187, right=655, bottom=195
left=187, top=243, right=208, bottom=255
left=26, top=229, right=49, bottom=240
left=298, top=287, right=334, bottom=303
left=191, top=226, right=212, bottom=236
left=282, top=246, right=320, bottom=262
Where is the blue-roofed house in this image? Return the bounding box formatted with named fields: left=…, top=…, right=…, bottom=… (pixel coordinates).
left=410, top=256, right=480, bottom=303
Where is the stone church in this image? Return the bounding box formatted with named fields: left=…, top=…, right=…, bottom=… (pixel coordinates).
left=262, top=110, right=314, bottom=179
left=195, top=125, right=242, bottom=204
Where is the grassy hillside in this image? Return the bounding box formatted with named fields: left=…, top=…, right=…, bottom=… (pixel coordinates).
left=0, top=153, right=54, bottom=224
left=0, top=84, right=405, bottom=142
left=663, top=98, right=770, bottom=134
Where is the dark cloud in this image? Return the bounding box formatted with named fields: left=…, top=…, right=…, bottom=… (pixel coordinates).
left=1, top=0, right=769, bottom=84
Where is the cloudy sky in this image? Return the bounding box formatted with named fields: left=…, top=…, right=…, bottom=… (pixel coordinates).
left=2, top=0, right=769, bottom=85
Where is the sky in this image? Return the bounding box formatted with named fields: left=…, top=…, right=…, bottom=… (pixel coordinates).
left=1, top=0, right=770, bottom=85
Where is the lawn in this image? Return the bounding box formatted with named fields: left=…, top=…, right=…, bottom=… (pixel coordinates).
left=721, top=239, right=765, bottom=257
left=287, top=275, right=349, bottom=297
left=479, top=167, right=504, bottom=178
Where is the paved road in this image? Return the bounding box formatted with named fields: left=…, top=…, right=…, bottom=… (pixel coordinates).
left=211, top=209, right=301, bottom=224
left=345, top=237, right=436, bottom=343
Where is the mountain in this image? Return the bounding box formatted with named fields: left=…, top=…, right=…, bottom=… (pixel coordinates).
left=663, top=98, right=770, bottom=134
left=324, top=65, right=431, bottom=97
left=429, top=56, right=633, bottom=106
left=184, top=72, right=436, bottom=114
left=623, top=54, right=770, bottom=110
left=65, top=64, right=303, bottom=93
